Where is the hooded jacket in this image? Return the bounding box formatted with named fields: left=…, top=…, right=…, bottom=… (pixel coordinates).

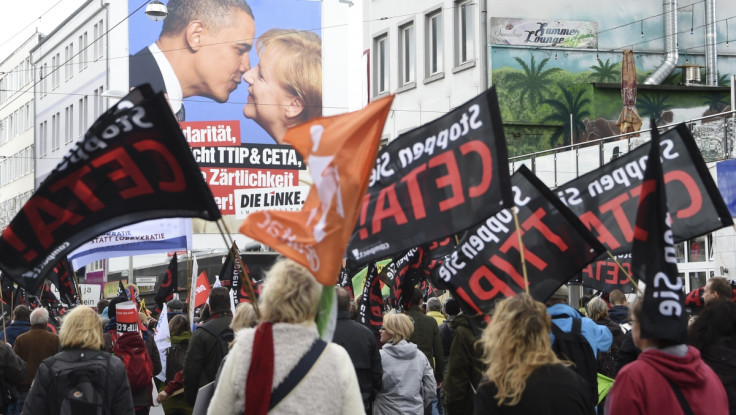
left=373, top=340, right=436, bottom=415
left=609, top=305, right=630, bottom=324
left=607, top=346, right=728, bottom=415
left=547, top=303, right=613, bottom=357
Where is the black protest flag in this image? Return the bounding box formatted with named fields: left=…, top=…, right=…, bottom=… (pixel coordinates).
left=117, top=280, right=128, bottom=298
left=357, top=262, right=383, bottom=336
left=348, top=88, right=513, bottom=265
left=631, top=121, right=688, bottom=344
left=337, top=265, right=354, bottom=299
left=218, top=242, right=242, bottom=302
left=46, top=257, right=81, bottom=306
left=41, top=283, right=62, bottom=317
left=154, top=253, right=178, bottom=313
left=557, top=123, right=732, bottom=257
left=437, top=166, right=606, bottom=315
left=388, top=247, right=426, bottom=311
left=0, top=85, right=221, bottom=293
left=580, top=254, right=634, bottom=293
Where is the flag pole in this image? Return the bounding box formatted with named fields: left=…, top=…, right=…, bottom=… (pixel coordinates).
left=215, top=218, right=261, bottom=319
left=511, top=209, right=530, bottom=293
left=605, top=250, right=642, bottom=294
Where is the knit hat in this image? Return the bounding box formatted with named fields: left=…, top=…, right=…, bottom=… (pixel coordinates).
left=548, top=284, right=570, bottom=301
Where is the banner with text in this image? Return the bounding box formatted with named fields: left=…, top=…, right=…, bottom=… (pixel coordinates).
left=580, top=254, right=634, bottom=293
left=437, top=166, right=606, bottom=315
left=348, top=88, right=513, bottom=265
left=0, top=86, right=220, bottom=293
left=557, top=124, right=733, bottom=257
left=490, top=17, right=598, bottom=48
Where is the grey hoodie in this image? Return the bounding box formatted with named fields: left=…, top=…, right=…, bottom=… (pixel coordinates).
left=373, top=340, right=436, bottom=415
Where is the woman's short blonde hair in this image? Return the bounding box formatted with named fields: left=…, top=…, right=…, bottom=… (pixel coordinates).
left=383, top=312, right=414, bottom=345
left=59, top=306, right=104, bottom=350
left=256, top=29, right=322, bottom=123
left=231, top=302, right=258, bottom=331
left=260, top=258, right=321, bottom=324
left=587, top=297, right=609, bottom=322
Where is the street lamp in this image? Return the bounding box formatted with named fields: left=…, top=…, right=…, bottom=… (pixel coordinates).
left=145, top=0, right=168, bottom=22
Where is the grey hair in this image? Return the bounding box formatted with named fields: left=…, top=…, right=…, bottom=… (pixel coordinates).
left=426, top=297, right=442, bottom=313
left=30, top=307, right=49, bottom=325
left=161, top=0, right=254, bottom=37
left=586, top=297, right=609, bottom=321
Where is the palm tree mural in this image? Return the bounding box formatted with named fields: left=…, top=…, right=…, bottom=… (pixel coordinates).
left=702, top=93, right=729, bottom=112
left=589, top=59, right=619, bottom=83
left=541, top=83, right=591, bottom=147
left=506, top=56, right=561, bottom=107
left=718, top=74, right=731, bottom=87
left=637, top=92, right=672, bottom=124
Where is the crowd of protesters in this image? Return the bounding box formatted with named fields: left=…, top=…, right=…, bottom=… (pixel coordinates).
left=0, top=263, right=734, bottom=414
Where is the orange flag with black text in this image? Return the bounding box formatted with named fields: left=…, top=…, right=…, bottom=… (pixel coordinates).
left=193, top=271, right=210, bottom=309
left=240, top=96, right=394, bottom=285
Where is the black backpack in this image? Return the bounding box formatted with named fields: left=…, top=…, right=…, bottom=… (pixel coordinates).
left=550, top=316, right=598, bottom=404
left=48, top=352, right=109, bottom=415
left=166, top=340, right=189, bottom=382
left=200, top=324, right=234, bottom=364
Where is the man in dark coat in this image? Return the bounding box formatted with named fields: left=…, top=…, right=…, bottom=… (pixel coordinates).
left=442, top=313, right=485, bottom=415
left=1, top=306, right=31, bottom=346
left=12, top=307, right=60, bottom=415
left=0, top=338, right=26, bottom=414
left=183, top=287, right=233, bottom=406
left=332, top=287, right=382, bottom=413
left=405, top=288, right=444, bottom=411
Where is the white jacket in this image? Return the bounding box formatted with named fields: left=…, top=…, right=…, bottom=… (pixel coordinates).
left=207, top=322, right=364, bottom=415
left=373, top=340, right=436, bottom=414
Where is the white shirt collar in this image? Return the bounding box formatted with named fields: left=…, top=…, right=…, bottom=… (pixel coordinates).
left=149, top=43, right=183, bottom=114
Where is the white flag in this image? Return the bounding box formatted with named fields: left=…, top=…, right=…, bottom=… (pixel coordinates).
left=154, top=303, right=171, bottom=382
left=188, top=255, right=198, bottom=328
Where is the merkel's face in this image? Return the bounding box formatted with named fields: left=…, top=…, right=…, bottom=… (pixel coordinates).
left=194, top=10, right=255, bottom=103
left=242, top=47, right=294, bottom=143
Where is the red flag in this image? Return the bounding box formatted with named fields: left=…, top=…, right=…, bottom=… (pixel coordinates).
left=240, top=96, right=394, bottom=285
left=193, top=271, right=210, bottom=309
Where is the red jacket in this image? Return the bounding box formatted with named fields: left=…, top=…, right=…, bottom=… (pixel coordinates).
left=608, top=346, right=728, bottom=415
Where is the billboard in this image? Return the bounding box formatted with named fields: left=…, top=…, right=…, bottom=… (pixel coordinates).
left=128, top=0, right=320, bottom=215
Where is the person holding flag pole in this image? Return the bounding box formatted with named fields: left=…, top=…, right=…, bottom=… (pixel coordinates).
left=606, top=121, right=728, bottom=415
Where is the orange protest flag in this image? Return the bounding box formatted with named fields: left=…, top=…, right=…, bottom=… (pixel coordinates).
left=193, top=271, right=210, bottom=309
left=240, top=96, right=394, bottom=285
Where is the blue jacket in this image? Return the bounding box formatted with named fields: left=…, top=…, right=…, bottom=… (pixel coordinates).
left=547, top=303, right=613, bottom=357
left=1, top=321, right=30, bottom=346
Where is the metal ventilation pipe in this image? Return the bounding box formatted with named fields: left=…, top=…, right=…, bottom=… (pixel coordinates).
left=704, top=0, right=718, bottom=86
left=644, top=0, right=678, bottom=85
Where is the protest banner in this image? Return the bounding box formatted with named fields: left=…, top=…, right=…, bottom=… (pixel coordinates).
left=556, top=124, right=733, bottom=255
left=0, top=86, right=221, bottom=293
left=348, top=88, right=513, bottom=265
left=437, top=166, right=606, bottom=314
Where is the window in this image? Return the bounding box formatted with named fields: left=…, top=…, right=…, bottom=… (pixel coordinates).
left=398, top=22, right=415, bottom=87
left=79, top=96, right=88, bottom=134
left=39, top=121, right=48, bottom=157
left=79, top=32, right=88, bottom=72
left=52, top=53, right=61, bottom=89
left=65, top=104, right=74, bottom=144
left=52, top=113, right=60, bottom=150
left=94, top=19, right=104, bottom=59
left=455, top=0, right=475, bottom=65
left=373, top=33, right=389, bottom=95
left=426, top=10, right=443, bottom=76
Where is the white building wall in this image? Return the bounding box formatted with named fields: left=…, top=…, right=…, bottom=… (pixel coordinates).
left=0, top=34, right=40, bottom=230
left=32, top=0, right=127, bottom=187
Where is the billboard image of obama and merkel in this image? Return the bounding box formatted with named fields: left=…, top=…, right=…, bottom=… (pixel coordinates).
left=128, top=0, right=319, bottom=220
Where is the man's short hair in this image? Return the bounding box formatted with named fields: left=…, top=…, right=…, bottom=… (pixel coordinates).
left=410, top=288, right=423, bottom=308
left=30, top=307, right=49, bottom=325
left=709, top=277, right=733, bottom=301
left=161, top=0, right=254, bottom=37
left=336, top=287, right=351, bottom=312
left=609, top=289, right=627, bottom=306
left=12, top=305, right=31, bottom=322
left=96, top=299, right=110, bottom=315
left=209, top=287, right=231, bottom=314
left=444, top=298, right=460, bottom=316
left=426, top=297, right=442, bottom=313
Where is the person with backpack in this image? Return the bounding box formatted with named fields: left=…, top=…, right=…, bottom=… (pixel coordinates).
left=103, top=299, right=160, bottom=415
left=546, top=285, right=612, bottom=405
left=474, top=293, right=595, bottom=414
left=443, top=311, right=486, bottom=415
left=587, top=297, right=625, bottom=379
left=23, top=305, right=134, bottom=415
left=183, top=287, right=233, bottom=406
left=156, top=314, right=192, bottom=415
left=207, top=259, right=363, bottom=414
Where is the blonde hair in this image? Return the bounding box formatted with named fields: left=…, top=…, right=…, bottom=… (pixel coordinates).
left=256, top=29, right=322, bottom=123
left=59, top=306, right=104, bottom=350
left=480, top=293, right=567, bottom=407
left=587, top=297, right=609, bottom=321
left=260, top=258, right=321, bottom=324
left=231, top=302, right=258, bottom=331
left=383, top=312, right=414, bottom=345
